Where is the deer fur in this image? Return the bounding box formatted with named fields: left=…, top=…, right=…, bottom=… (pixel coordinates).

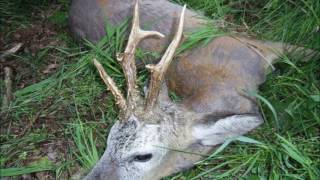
left=69, top=0, right=300, bottom=179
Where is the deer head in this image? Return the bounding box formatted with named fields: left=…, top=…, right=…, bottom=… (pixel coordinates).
left=85, top=1, right=262, bottom=180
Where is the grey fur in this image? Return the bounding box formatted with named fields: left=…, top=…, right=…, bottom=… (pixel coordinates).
left=84, top=85, right=263, bottom=180
left=69, top=1, right=267, bottom=179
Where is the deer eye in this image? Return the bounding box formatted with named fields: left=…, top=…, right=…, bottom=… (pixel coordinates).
left=133, top=154, right=153, bottom=162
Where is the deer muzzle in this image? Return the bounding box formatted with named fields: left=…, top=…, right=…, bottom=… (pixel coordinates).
left=84, top=155, right=119, bottom=180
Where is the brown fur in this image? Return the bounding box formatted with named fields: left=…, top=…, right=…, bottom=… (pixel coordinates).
left=167, top=36, right=267, bottom=113
left=69, top=0, right=284, bottom=116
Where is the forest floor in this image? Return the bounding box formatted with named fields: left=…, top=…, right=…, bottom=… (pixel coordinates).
left=0, top=0, right=319, bottom=179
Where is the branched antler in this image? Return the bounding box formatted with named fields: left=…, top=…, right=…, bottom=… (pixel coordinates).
left=117, top=0, right=164, bottom=109
left=145, top=5, right=186, bottom=111
left=93, top=0, right=171, bottom=120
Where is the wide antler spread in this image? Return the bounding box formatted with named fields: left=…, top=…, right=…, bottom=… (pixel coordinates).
left=94, top=0, right=186, bottom=119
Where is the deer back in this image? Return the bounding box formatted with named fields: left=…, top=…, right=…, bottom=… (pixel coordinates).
left=70, top=0, right=278, bottom=115
left=70, top=0, right=203, bottom=50
left=167, top=36, right=270, bottom=114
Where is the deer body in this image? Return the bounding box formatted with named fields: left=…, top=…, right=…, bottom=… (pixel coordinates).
left=69, top=0, right=285, bottom=179
left=70, top=0, right=281, bottom=114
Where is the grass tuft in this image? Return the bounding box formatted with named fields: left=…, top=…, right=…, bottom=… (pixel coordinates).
left=0, top=158, right=54, bottom=177
left=70, top=119, right=100, bottom=170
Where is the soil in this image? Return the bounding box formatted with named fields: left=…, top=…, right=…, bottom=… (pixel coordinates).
left=0, top=5, right=77, bottom=179
left=0, top=21, right=64, bottom=87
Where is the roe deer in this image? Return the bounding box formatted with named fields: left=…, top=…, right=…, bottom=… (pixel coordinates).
left=69, top=0, right=311, bottom=179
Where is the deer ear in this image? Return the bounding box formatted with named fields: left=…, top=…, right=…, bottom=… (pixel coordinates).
left=192, top=115, right=263, bottom=146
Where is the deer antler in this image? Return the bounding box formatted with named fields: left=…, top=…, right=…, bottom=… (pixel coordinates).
left=93, top=0, right=165, bottom=118
left=93, top=59, right=127, bottom=113
left=117, top=0, right=164, bottom=109
left=145, top=5, right=186, bottom=111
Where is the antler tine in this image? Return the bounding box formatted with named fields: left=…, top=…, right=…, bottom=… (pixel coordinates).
left=93, top=59, right=127, bottom=114
left=145, top=5, right=186, bottom=111
left=117, top=0, right=165, bottom=109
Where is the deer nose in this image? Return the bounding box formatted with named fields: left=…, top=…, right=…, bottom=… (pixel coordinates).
left=84, top=155, right=119, bottom=180
left=85, top=166, right=118, bottom=180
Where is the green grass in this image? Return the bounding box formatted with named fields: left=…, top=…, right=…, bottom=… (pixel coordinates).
left=1, top=0, right=319, bottom=179
left=177, top=23, right=226, bottom=54
left=0, top=0, right=69, bottom=32
left=70, top=119, right=100, bottom=170
left=248, top=0, right=320, bottom=50
left=0, top=158, right=54, bottom=177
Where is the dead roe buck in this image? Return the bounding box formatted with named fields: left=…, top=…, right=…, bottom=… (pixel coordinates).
left=69, top=0, right=302, bottom=179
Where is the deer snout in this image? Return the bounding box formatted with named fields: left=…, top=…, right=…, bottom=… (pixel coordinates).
left=84, top=156, right=119, bottom=180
